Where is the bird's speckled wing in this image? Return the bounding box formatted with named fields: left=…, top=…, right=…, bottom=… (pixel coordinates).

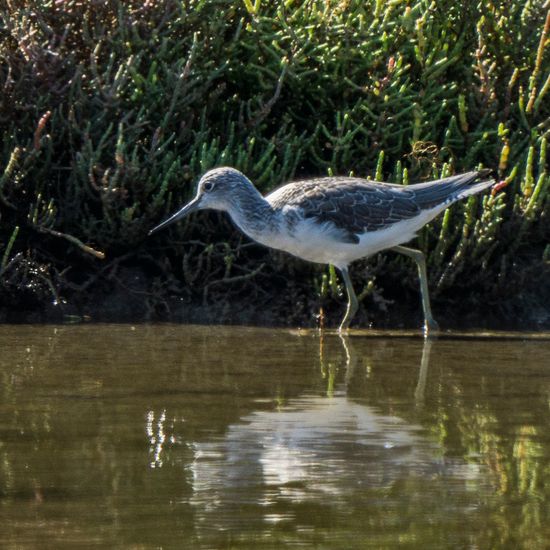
left=266, top=172, right=490, bottom=243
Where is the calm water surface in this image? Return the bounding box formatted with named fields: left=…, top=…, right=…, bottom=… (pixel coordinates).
left=1, top=324, right=550, bottom=548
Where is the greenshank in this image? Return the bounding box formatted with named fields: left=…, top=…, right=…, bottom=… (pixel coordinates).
left=150, top=167, right=494, bottom=334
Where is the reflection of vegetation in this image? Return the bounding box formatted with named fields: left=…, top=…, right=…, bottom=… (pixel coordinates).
left=344, top=336, right=550, bottom=548
left=0, top=2, right=549, bottom=324
left=1, top=326, right=550, bottom=546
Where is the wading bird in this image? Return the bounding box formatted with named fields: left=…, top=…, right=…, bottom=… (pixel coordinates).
left=150, top=167, right=494, bottom=334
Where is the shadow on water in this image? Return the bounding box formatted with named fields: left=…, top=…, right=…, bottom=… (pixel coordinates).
left=1, top=325, right=550, bottom=548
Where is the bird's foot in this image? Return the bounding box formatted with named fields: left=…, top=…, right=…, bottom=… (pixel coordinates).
left=338, top=322, right=350, bottom=334
left=423, top=318, right=440, bottom=339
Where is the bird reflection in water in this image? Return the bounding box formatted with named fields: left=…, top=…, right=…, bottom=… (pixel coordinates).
left=187, top=335, right=481, bottom=535
left=318, top=332, right=432, bottom=404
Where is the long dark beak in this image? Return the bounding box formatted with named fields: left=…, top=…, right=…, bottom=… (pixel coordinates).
left=148, top=196, right=202, bottom=236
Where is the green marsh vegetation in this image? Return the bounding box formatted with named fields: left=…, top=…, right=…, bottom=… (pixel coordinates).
left=0, top=0, right=549, bottom=326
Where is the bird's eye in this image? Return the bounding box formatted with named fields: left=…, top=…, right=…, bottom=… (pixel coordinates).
left=204, top=182, right=214, bottom=192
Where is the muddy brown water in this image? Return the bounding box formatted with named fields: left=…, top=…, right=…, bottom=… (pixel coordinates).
left=1, top=324, right=550, bottom=548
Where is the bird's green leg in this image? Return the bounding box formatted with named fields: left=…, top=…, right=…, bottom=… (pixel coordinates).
left=391, top=245, right=440, bottom=337
left=338, top=266, right=358, bottom=332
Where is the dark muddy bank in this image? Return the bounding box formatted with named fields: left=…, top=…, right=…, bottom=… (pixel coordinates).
left=1, top=252, right=548, bottom=331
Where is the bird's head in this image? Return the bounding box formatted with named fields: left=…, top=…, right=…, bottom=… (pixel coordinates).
left=149, top=167, right=253, bottom=235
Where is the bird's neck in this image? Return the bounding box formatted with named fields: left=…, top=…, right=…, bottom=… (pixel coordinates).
left=226, top=188, right=278, bottom=241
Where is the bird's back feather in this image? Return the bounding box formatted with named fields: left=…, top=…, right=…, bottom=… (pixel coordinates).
left=267, top=171, right=494, bottom=241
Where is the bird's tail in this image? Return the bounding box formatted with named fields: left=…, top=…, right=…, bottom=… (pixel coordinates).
left=412, top=170, right=495, bottom=210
